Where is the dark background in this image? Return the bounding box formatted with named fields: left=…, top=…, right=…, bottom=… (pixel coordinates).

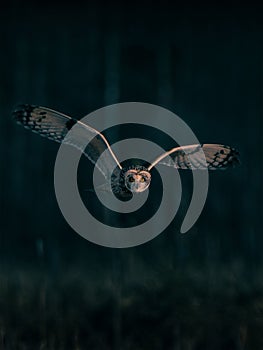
left=1, top=1, right=263, bottom=349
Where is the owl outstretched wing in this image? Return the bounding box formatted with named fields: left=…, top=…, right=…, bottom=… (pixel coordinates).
left=148, top=144, right=240, bottom=171
left=13, top=104, right=122, bottom=179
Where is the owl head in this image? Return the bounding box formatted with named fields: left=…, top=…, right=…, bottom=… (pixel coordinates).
left=124, top=168, right=151, bottom=193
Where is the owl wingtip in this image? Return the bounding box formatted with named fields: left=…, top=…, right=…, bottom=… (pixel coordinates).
left=12, top=104, right=39, bottom=125
left=12, top=104, right=37, bottom=115
left=217, top=144, right=241, bottom=169
left=230, top=147, right=241, bottom=167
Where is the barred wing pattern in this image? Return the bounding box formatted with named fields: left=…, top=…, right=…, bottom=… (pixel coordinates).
left=149, top=144, right=240, bottom=171
left=13, top=105, right=122, bottom=179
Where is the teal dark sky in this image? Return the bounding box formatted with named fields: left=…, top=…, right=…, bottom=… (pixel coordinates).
left=0, top=1, right=262, bottom=348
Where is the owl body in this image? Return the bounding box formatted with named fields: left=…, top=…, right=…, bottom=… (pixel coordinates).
left=111, top=164, right=151, bottom=201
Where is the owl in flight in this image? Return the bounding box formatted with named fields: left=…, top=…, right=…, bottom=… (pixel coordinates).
left=13, top=105, right=240, bottom=200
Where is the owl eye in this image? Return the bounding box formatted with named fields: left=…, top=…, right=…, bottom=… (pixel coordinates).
left=129, top=177, right=135, bottom=182
left=140, top=177, right=145, bottom=182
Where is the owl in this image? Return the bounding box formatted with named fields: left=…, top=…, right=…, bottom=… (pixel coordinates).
left=13, top=105, right=240, bottom=200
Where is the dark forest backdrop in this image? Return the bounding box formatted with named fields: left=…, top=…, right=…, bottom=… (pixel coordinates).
left=0, top=1, right=263, bottom=349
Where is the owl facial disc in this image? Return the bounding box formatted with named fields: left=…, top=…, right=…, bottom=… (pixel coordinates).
left=124, top=169, right=151, bottom=193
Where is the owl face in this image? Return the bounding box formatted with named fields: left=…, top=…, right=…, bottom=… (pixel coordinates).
left=124, top=169, right=151, bottom=193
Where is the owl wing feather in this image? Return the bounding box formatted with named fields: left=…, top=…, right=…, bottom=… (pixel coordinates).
left=148, top=144, right=240, bottom=171
left=13, top=104, right=122, bottom=179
